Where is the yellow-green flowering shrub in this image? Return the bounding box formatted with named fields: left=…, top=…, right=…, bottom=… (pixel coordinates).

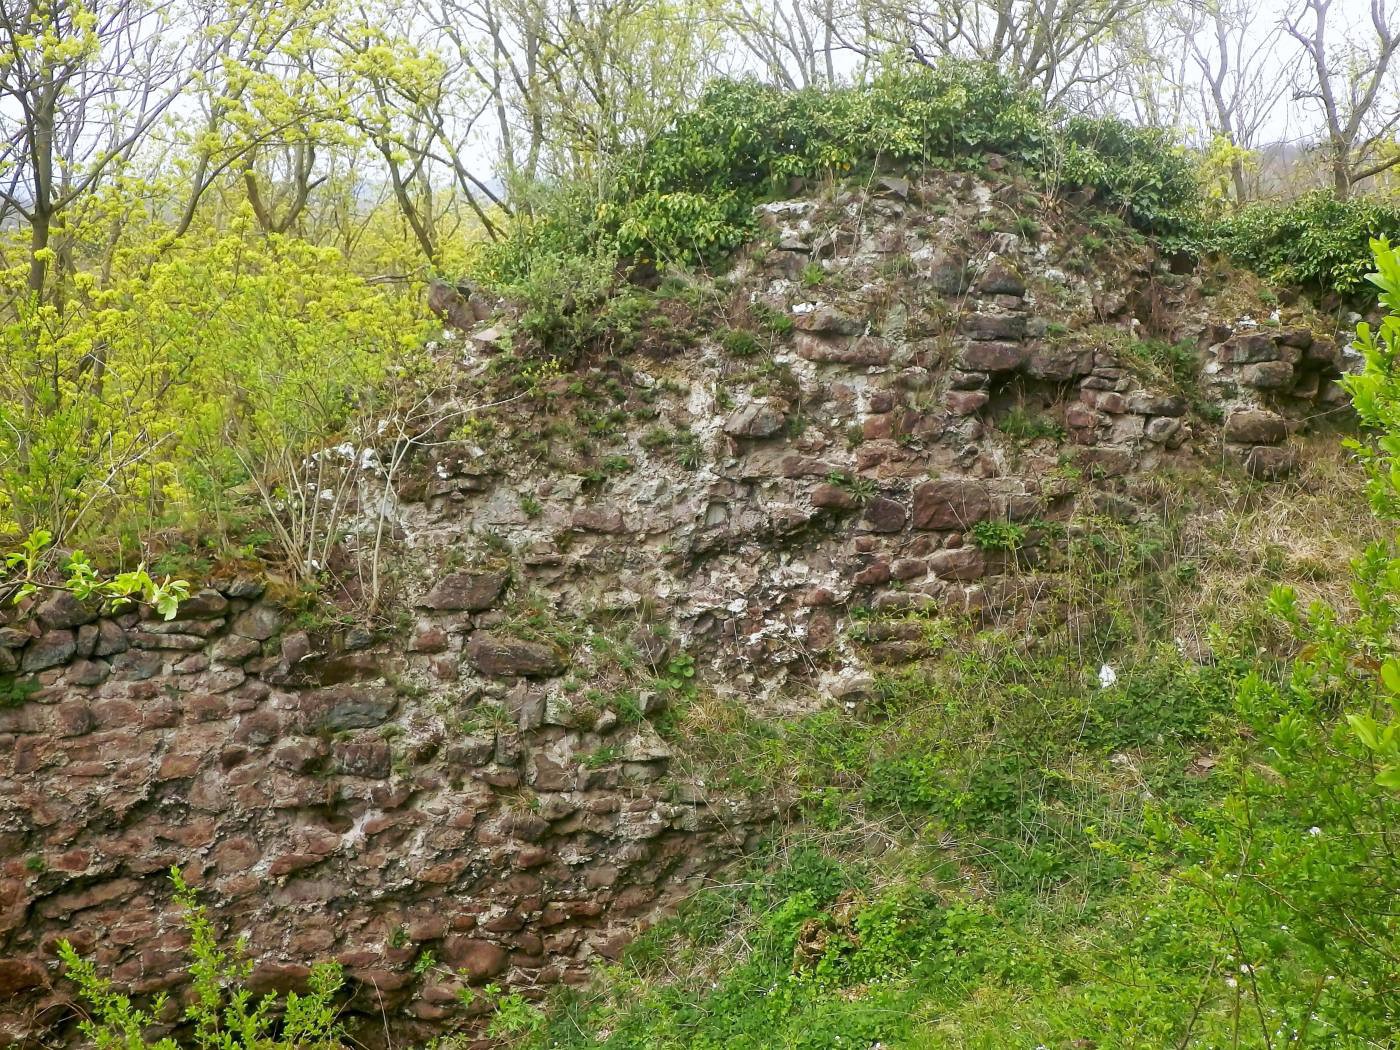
left=0, top=220, right=432, bottom=549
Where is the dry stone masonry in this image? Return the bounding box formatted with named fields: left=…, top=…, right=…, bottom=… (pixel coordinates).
left=0, top=168, right=1358, bottom=1047
left=0, top=579, right=766, bottom=1047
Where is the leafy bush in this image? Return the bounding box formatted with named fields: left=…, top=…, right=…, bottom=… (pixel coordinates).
left=4, top=528, right=189, bottom=621
left=478, top=61, right=1201, bottom=287
left=1215, top=190, right=1400, bottom=297
left=1056, top=116, right=1201, bottom=235
left=1328, top=236, right=1400, bottom=786
left=0, top=229, right=429, bottom=549
left=508, top=249, right=618, bottom=355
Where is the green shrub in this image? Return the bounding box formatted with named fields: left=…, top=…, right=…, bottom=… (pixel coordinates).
left=507, top=249, right=617, bottom=356
left=1056, top=116, right=1200, bottom=235
left=1169, top=644, right=1400, bottom=1039
left=1155, top=238, right=1400, bottom=1041
left=476, top=61, right=1201, bottom=305
left=1333, top=237, right=1400, bottom=784
left=1215, top=190, right=1400, bottom=297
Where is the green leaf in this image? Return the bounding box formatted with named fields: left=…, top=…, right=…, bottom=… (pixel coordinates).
left=1348, top=713, right=1382, bottom=750
left=1381, top=659, right=1400, bottom=695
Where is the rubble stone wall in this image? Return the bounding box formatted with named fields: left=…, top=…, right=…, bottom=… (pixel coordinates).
left=0, top=577, right=770, bottom=1047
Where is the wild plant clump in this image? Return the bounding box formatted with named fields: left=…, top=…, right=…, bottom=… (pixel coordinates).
left=58, top=869, right=345, bottom=1050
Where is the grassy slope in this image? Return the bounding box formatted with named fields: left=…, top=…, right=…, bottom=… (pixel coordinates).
left=492, top=441, right=1383, bottom=1049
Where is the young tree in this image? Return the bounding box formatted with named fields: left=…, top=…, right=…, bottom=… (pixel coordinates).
left=223, top=24, right=351, bottom=238
left=526, top=0, right=731, bottom=180
left=1285, top=0, right=1400, bottom=197
left=1177, top=0, right=1287, bottom=203
left=426, top=0, right=550, bottom=197
left=406, top=0, right=731, bottom=206
left=0, top=0, right=222, bottom=304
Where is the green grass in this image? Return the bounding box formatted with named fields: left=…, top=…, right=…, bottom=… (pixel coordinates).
left=490, top=447, right=1395, bottom=1050
left=505, top=629, right=1386, bottom=1048
left=1124, top=336, right=1200, bottom=391
left=996, top=407, right=1066, bottom=443
left=509, top=642, right=1258, bottom=1049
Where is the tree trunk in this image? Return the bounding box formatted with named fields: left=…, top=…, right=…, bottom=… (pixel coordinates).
left=379, top=143, right=437, bottom=266
left=1230, top=156, right=1247, bottom=207
left=1333, top=149, right=1352, bottom=198
left=26, top=210, right=51, bottom=301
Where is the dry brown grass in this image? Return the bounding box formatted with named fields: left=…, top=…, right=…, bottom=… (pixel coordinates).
left=1163, top=435, right=1381, bottom=652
